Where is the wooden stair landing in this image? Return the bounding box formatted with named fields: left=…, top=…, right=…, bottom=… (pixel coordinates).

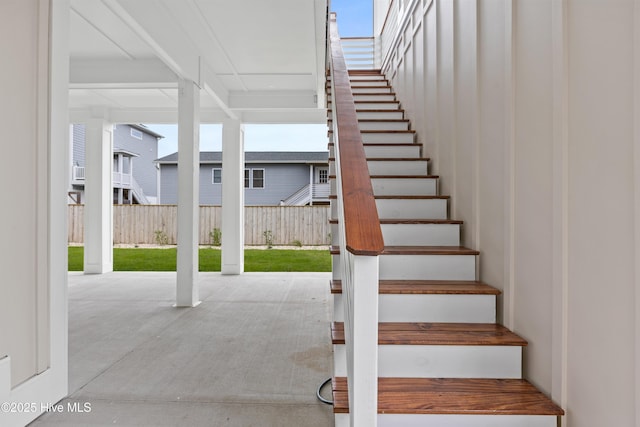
left=332, top=377, right=565, bottom=416
left=331, top=322, right=527, bottom=346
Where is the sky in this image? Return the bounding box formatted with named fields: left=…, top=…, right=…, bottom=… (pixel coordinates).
left=147, top=0, right=372, bottom=157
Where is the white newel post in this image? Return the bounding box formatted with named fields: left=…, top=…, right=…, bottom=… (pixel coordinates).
left=83, top=117, right=113, bottom=274
left=221, top=118, right=244, bottom=275
left=176, top=78, right=201, bottom=307
left=343, top=254, right=379, bottom=427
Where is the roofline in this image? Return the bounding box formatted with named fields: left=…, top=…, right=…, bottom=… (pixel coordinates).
left=129, top=124, right=165, bottom=139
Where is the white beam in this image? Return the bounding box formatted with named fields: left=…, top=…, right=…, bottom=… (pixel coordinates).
left=229, top=90, right=317, bottom=109
left=176, top=79, right=201, bottom=307
left=69, top=58, right=177, bottom=88
left=83, top=117, right=113, bottom=274
left=221, top=118, right=244, bottom=275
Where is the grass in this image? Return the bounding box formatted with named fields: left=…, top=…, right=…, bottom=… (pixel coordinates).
left=68, top=246, right=331, bottom=272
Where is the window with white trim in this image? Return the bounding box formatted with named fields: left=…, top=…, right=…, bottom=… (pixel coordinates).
left=212, top=168, right=222, bottom=184
left=252, top=169, right=265, bottom=189
left=244, top=168, right=265, bottom=189
left=317, top=168, right=328, bottom=184
left=130, top=128, right=143, bottom=140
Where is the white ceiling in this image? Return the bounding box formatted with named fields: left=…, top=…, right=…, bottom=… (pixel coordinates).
left=68, top=0, right=328, bottom=124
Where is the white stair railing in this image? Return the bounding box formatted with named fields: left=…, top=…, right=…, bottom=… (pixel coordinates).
left=281, top=184, right=312, bottom=206
left=130, top=176, right=149, bottom=204
left=329, top=13, right=384, bottom=427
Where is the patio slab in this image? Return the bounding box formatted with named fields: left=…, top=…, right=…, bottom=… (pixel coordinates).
left=31, top=272, right=334, bottom=427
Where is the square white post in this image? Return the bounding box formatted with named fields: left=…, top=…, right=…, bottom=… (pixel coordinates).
left=83, top=118, right=113, bottom=274
left=221, top=118, right=244, bottom=275
left=176, top=79, right=201, bottom=307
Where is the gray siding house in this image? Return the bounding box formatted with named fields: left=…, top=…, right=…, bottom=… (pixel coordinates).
left=70, top=124, right=164, bottom=204
left=156, top=151, right=330, bottom=206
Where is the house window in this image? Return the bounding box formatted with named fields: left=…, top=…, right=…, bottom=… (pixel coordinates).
left=317, top=168, right=328, bottom=184
left=212, top=168, right=222, bottom=184
left=130, top=128, right=143, bottom=140
left=244, top=168, right=265, bottom=189
left=252, top=169, right=265, bottom=189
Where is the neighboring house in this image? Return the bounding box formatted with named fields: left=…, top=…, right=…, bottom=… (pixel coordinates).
left=156, top=151, right=329, bottom=206
left=69, top=124, right=164, bottom=204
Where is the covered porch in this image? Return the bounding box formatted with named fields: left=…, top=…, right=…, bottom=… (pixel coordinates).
left=32, top=272, right=333, bottom=426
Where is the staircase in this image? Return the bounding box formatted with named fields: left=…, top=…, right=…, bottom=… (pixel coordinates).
left=326, top=68, right=564, bottom=426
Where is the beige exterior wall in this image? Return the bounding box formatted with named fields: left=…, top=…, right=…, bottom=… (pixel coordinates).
left=378, top=0, right=640, bottom=425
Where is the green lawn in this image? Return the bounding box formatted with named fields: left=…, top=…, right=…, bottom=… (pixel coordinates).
left=68, top=246, right=331, bottom=272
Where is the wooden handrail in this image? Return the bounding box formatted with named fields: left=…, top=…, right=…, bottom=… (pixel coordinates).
left=328, top=13, right=384, bottom=256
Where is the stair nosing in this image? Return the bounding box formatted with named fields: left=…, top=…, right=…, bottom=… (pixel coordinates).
left=329, top=245, right=479, bottom=256
left=332, top=377, right=565, bottom=416
left=331, top=322, right=528, bottom=346
left=330, top=279, right=501, bottom=295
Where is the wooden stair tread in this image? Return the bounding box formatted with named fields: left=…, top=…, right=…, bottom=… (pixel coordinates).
left=332, top=377, right=564, bottom=415
left=329, top=129, right=414, bottom=134
left=330, top=279, right=501, bottom=295
left=329, top=218, right=461, bottom=225
left=327, top=108, right=405, bottom=114
left=329, top=143, right=419, bottom=147
left=328, top=157, right=428, bottom=162
left=330, top=245, right=478, bottom=255
left=329, top=195, right=447, bottom=200
left=383, top=246, right=479, bottom=255
left=329, top=174, right=438, bottom=179
left=331, top=322, right=527, bottom=346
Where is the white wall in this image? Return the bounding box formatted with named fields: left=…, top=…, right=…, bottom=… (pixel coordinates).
left=378, top=0, right=640, bottom=425
left=0, top=0, right=69, bottom=425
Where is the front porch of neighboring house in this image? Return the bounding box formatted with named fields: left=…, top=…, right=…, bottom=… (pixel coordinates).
left=70, top=149, right=149, bottom=205
left=281, top=165, right=331, bottom=206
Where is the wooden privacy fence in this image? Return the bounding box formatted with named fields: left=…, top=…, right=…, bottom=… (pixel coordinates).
left=68, top=205, right=331, bottom=246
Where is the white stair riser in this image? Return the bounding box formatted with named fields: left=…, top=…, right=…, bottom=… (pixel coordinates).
left=328, top=75, right=386, bottom=81
left=328, top=120, right=409, bottom=131
left=331, top=222, right=460, bottom=246
left=329, top=144, right=420, bottom=159
left=330, top=178, right=438, bottom=196
left=333, top=80, right=387, bottom=87
left=329, top=94, right=396, bottom=102
left=329, top=132, right=414, bottom=144
left=359, top=121, right=410, bottom=131
left=356, top=111, right=404, bottom=120
left=372, top=178, right=437, bottom=196
left=330, top=198, right=446, bottom=219
left=375, top=199, right=447, bottom=220
left=380, top=254, right=476, bottom=280
left=334, top=344, right=522, bottom=378
left=334, top=293, right=496, bottom=323
left=350, top=86, right=393, bottom=94
left=330, top=160, right=428, bottom=176
left=362, top=132, right=414, bottom=144
left=329, top=101, right=400, bottom=110
left=382, top=223, right=460, bottom=246
left=375, top=415, right=559, bottom=427
left=368, top=160, right=428, bottom=175
left=331, top=254, right=341, bottom=280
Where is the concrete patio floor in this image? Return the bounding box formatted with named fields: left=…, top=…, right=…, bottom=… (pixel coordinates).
left=31, top=272, right=334, bottom=426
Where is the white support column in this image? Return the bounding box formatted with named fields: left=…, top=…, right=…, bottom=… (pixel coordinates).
left=221, top=118, right=244, bottom=275
left=176, top=79, right=201, bottom=307
left=117, top=154, right=123, bottom=204
left=83, top=117, right=113, bottom=274
left=309, top=164, right=314, bottom=206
